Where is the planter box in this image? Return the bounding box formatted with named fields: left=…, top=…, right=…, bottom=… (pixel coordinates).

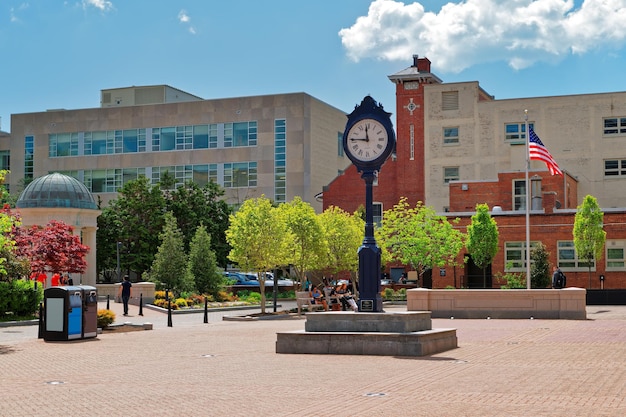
left=407, top=288, right=586, bottom=320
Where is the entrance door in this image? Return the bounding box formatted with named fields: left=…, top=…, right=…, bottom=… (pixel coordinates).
left=465, top=255, right=492, bottom=288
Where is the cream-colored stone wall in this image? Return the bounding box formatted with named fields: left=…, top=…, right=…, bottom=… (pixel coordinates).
left=423, top=83, right=626, bottom=211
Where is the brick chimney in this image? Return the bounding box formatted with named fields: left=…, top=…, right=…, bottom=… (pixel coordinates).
left=413, top=54, right=431, bottom=72
left=543, top=191, right=557, bottom=213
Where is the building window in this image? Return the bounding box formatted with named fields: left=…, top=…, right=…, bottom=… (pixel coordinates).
left=0, top=150, right=10, bottom=171
left=505, top=241, right=539, bottom=271
left=505, top=122, right=533, bottom=144
left=410, top=124, right=415, bottom=160
left=604, top=159, right=626, bottom=177
left=373, top=202, right=383, bottom=228
left=275, top=119, right=286, bottom=203
left=603, top=117, right=626, bottom=136
left=24, top=136, right=34, bottom=181
left=442, top=91, right=459, bottom=111
left=175, top=126, right=193, bottom=150
left=224, top=162, right=257, bottom=188
left=337, top=132, right=344, bottom=157
left=606, top=240, right=626, bottom=270
left=558, top=241, right=595, bottom=271
left=443, top=167, right=459, bottom=184
left=443, top=127, right=459, bottom=145
left=513, top=179, right=526, bottom=211
left=49, top=133, right=79, bottom=157
left=224, top=121, right=257, bottom=147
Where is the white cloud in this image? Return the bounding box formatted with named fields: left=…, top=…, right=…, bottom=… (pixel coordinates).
left=178, top=9, right=196, bottom=34
left=10, top=3, right=29, bottom=23
left=339, top=0, right=626, bottom=72
left=82, top=0, right=114, bottom=12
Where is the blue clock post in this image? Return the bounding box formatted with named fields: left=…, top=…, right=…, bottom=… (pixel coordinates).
left=343, top=96, right=396, bottom=312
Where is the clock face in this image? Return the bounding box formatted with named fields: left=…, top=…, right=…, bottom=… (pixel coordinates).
left=345, top=118, right=390, bottom=163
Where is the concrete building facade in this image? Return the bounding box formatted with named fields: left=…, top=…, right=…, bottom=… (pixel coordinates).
left=6, top=87, right=349, bottom=212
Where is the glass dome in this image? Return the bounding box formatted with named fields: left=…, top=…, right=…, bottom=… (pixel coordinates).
left=16, top=173, right=98, bottom=210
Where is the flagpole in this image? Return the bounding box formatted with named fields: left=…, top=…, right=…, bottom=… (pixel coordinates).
left=524, top=110, right=531, bottom=289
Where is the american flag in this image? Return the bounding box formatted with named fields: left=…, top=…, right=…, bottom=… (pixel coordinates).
left=528, top=126, right=562, bottom=175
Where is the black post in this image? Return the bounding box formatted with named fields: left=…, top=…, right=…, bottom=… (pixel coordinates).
left=106, top=294, right=110, bottom=310
left=358, top=169, right=383, bottom=312
left=38, top=302, right=43, bottom=339
left=167, top=290, right=172, bottom=327
left=203, top=297, right=208, bottom=323
left=138, top=293, right=143, bottom=316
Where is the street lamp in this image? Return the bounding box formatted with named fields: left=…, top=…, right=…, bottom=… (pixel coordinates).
left=116, top=241, right=122, bottom=282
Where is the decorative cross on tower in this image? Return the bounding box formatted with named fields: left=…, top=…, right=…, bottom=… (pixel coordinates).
left=403, top=98, right=420, bottom=115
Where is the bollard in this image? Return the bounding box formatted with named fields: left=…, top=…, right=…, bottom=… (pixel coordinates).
left=106, top=294, right=110, bottom=310
left=138, top=293, right=143, bottom=316
left=203, top=297, right=208, bottom=323
left=38, top=302, right=44, bottom=339
left=167, top=298, right=173, bottom=327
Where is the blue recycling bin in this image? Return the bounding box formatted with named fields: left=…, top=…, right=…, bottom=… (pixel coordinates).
left=43, top=286, right=97, bottom=341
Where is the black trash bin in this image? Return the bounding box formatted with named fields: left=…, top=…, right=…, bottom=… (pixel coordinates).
left=43, top=286, right=84, bottom=341
left=81, top=286, right=98, bottom=339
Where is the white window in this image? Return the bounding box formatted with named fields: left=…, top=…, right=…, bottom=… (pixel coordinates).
left=373, top=202, right=383, bottom=228
left=558, top=241, right=595, bottom=271
left=606, top=240, right=626, bottom=270
left=603, top=117, right=626, bottom=136
left=443, top=127, right=459, bottom=145
left=604, top=159, right=626, bottom=177
left=505, top=122, right=533, bottom=144
left=505, top=241, right=539, bottom=271
left=513, top=179, right=526, bottom=211
left=444, top=167, right=459, bottom=184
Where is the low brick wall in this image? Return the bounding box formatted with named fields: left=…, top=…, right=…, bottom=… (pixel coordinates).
left=407, top=288, right=587, bottom=320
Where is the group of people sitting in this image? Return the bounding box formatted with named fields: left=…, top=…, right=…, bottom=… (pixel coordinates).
left=310, top=282, right=358, bottom=312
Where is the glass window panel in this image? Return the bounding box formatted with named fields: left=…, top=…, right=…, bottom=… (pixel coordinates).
left=193, top=125, right=209, bottom=149
left=123, top=130, right=138, bottom=153
left=160, top=127, right=175, bottom=151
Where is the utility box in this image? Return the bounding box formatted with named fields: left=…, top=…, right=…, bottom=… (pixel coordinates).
left=43, top=286, right=98, bottom=341
left=81, top=286, right=98, bottom=338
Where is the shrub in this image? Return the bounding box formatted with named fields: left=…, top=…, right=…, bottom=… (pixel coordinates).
left=174, top=298, right=188, bottom=308
left=0, top=279, right=43, bottom=317
left=154, top=290, right=174, bottom=300
left=97, top=309, right=115, bottom=328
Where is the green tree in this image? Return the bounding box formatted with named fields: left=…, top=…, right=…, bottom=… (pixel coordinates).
left=96, top=176, right=166, bottom=280
left=280, top=197, right=327, bottom=288
left=530, top=242, right=551, bottom=288
left=147, top=212, right=190, bottom=292
left=378, top=198, right=465, bottom=287
left=226, top=196, right=290, bottom=313
left=466, top=204, right=499, bottom=288
left=318, top=206, right=364, bottom=286
left=166, top=180, right=232, bottom=267
left=187, top=224, right=223, bottom=296
left=573, top=195, right=606, bottom=288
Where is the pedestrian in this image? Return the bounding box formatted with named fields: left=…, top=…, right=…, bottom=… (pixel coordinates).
left=552, top=266, right=566, bottom=289
left=118, top=275, right=132, bottom=316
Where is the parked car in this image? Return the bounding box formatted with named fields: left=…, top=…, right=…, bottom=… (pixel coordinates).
left=243, top=272, right=294, bottom=286
left=223, top=272, right=259, bottom=286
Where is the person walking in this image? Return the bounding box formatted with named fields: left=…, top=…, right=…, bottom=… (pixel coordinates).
left=118, top=275, right=132, bottom=316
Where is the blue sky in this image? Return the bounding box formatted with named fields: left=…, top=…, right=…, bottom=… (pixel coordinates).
left=2, top=0, right=626, bottom=132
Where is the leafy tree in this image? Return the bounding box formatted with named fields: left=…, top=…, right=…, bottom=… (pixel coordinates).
left=226, top=196, right=290, bottom=313
left=318, top=206, right=364, bottom=285
left=573, top=195, right=606, bottom=288
left=15, top=220, right=89, bottom=276
left=187, top=224, right=223, bottom=296
left=466, top=204, right=499, bottom=288
left=97, top=176, right=166, bottom=280
left=165, top=180, right=232, bottom=267
left=279, top=197, right=327, bottom=288
left=147, top=212, right=190, bottom=292
left=378, top=198, right=465, bottom=287
left=530, top=242, right=551, bottom=288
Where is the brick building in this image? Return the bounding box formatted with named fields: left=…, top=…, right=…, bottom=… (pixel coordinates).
left=323, top=56, right=626, bottom=289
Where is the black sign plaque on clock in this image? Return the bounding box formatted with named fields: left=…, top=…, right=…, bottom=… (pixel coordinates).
left=343, top=96, right=396, bottom=312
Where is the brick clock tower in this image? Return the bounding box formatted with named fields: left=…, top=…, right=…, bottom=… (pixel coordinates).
left=323, top=55, right=442, bottom=213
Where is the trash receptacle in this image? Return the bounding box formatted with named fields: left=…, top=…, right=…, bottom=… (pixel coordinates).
left=43, top=286, right=83, bottom=341
left=81, top=286, right=98, bottom=339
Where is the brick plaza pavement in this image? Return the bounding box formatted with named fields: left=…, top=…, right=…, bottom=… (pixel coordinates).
left=1, top=303, right=626, bottom=416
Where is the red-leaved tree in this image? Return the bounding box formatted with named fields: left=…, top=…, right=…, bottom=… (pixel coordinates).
left=13, top=219, right=89, bottom=275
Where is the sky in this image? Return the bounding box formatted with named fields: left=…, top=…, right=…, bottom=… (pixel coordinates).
left=2, top=0, right=626, bottom=133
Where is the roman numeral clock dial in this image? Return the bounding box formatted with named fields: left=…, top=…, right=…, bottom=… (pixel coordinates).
left=346, top=119, right=389, bottom=163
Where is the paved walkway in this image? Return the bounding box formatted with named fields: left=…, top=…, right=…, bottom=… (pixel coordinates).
left=1, top=303, right=626, bottom=416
